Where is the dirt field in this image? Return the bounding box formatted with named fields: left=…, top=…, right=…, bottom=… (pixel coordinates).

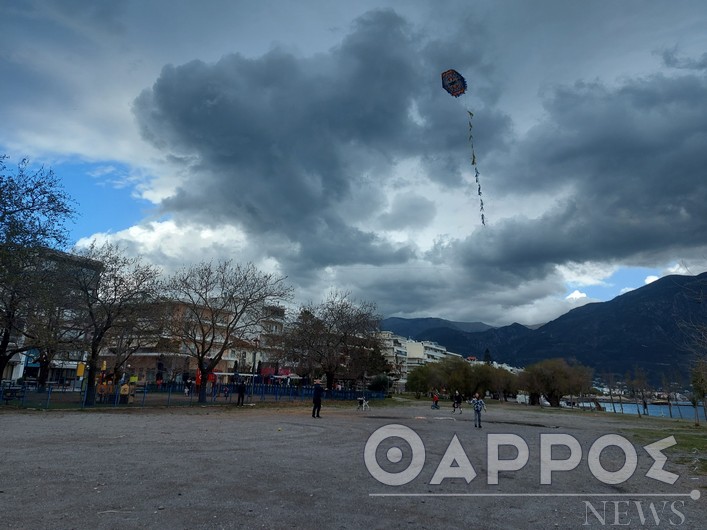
left=0, top=399, right=704, bottom=529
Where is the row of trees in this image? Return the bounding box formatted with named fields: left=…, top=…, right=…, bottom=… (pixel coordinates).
left=406, top=356, right=594, bottom=407
left=1, top=157, right=387, bottom=405
left=3, top=156, right=707, bottom=411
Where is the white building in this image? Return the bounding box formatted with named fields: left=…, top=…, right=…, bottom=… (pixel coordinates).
left=377, top=331, right=409, bottom=390
left=466, top=359, right=524, bottom=374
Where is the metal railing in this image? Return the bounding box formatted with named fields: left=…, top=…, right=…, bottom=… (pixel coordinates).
left=1, top=382, right=387, bottom=410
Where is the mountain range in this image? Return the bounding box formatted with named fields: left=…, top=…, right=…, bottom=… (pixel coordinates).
left=381, top=272, right=707, bottom=383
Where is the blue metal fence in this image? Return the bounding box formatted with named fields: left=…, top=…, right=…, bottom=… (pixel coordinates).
left=1, top=382, right=387, bottom=409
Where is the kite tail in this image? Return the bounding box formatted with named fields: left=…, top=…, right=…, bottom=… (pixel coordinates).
left=467, top=110, right=486, bottom=226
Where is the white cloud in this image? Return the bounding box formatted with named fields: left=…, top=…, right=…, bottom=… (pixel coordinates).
left=566, top=289, right=587, bottom=301
left=75, top=220, right=255, bottom=271
left=557, top=262, right=618, bottom=287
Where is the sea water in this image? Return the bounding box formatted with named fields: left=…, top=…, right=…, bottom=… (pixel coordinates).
left=600, top=401, right=706, bottom=421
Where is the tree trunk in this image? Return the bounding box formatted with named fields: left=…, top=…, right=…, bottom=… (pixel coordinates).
left=83, top=351, right=99, bottom=406
left=0, top=354, right=10, bottom=380
left=0, top=328, right=12, bottom=379
left=38, top=354, right=51, bottom=390
left=667, top=394, right=673, bottom=418
left=641, top=390, right=649, bottom=416
left=547, top=392, right=561, bottom=407
left=197, top=364, right=208, bottom=403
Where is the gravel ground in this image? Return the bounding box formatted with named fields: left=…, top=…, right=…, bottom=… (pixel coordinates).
left=0, top=400, right=704, bottom=529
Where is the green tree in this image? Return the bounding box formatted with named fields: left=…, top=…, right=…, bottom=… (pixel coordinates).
left=467, top=363, right=494, bottom=396
left=491, top=366, right=517, bottom=401
left=519, top=358, right=592, bottom=407
left=406, top=364, right=432, bottom=397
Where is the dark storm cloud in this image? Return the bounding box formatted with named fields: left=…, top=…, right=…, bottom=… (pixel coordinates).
left=661, top=48, right=707, bottom=71
left=360, top=44, right=707, bottom=322
left=444, top=65, right=707, bottom=291
left=130, top=4, right=707, bottom=323
left=133, top=9, right=509, bottom=276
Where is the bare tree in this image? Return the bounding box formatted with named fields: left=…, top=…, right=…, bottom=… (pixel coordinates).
left=0, top=156, right=76, bottom=249
left=70, top=242, right=161, bottom=406
left=0, top=156, right=76, bottom=380
left=690, top=358, right=707, bottom=426
left=676, top=275, right=707, bottom=423
left=625, top=367, right=651, bottom=417
left=22, top=255, right=88, bottom=388
left=281, top=291, right=382, bottom=390
left=1, top=249, right=47, bottom=379
left=602, top=371, right=618, bottom=413
left=162, top=260, right=293, bottom=403
left=100, top=302, right=174, bottom=383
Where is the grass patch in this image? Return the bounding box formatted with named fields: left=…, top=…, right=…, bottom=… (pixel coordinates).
left=622, top=425, right=707, bottom=476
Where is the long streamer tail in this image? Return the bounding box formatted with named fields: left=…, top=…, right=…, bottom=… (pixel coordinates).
left=467, top=110, right=486, bottom=226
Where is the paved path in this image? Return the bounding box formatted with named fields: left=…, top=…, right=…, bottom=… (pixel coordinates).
left=1, top=401, right=704, bottom=529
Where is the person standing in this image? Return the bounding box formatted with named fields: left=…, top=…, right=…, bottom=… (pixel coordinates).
left=312, top=380, right=323, bottom=418
left=236, top=379, right=246, bottom=406
left=119, top=382, right=130, bottom=404
left=471, top=392, right=487, bottom=428
left=96, top=381, right=107, bottom=404
left=452, top=390, right=463, bottom=414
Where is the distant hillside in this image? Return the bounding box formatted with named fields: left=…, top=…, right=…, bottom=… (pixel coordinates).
left=382, top=273, right=707, bottom=383
left=380, top=317, right=494, bottom=339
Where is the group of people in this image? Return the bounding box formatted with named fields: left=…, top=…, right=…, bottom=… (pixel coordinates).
left=95, top=380, right=134, bottom=404
left=432, top=390, right=487, bottom=427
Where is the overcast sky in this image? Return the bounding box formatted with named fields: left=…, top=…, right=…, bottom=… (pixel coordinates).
left=3, top=0, right=707, bottom=326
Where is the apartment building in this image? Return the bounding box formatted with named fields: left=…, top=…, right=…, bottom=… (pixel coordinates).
left=99, top=303, right=287, bottom=385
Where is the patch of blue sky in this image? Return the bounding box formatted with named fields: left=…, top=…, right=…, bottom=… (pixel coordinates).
left=576, top=266, right=663, bottom=302
left=52, top=159, right=155, bottom=244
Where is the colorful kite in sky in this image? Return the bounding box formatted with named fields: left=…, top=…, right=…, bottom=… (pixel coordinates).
left=441, top=69, right=485, bottom=226
left=441, top=69, right=467, bottom=98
